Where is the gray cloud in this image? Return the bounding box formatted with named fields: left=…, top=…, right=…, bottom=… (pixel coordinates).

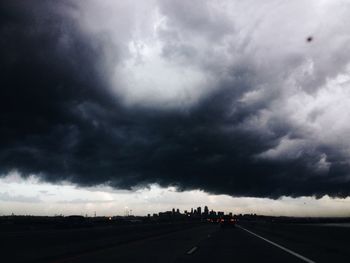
left=1, top=0, right=350, bottom=198
left=0, top=192, right=41, bottom=203
left=56, top=199, right=114, bottom=204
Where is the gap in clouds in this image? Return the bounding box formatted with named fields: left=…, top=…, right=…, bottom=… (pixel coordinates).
left=1, top=172, right=350, bottom=217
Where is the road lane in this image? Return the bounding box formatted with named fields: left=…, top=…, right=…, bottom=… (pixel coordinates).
left=238, top=222, right=350, bottom=263
left=52, top=224, right=218, bottom=263
left=237, top=225, right=315, bottom=263
left=1, top=222, right=205, bottom=263
left=177, top=226, right=306, bottom=263
left=57, top=224, right=315, bottom=263
left=6, top=222, right=350, bottom=262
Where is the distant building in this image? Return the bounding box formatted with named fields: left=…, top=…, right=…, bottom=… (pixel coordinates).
left=159, top=211, right=173, bottom=218
left=204, top=206, right=209, bottom=216
left=197, top=207, right=202, bottom=216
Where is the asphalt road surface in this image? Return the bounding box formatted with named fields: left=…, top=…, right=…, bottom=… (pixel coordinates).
left=50, top=223, right=350, bottom=263
left=4, top=222, right=350, bottom=262
left=55, top=224, right=311, bottom=263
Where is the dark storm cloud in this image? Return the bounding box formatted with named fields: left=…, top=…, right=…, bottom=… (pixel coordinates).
left=1, top=0, right=350, bottom=198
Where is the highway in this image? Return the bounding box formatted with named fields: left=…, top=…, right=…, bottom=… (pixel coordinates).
left=55, top=224, right=310, bottom=263
left=3, top=222, right=350, bottom=262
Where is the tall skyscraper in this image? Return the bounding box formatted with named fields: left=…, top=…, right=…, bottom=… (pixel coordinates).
left=204, top=206, right=209, bottom=216
left=197, top=206, right=202, bottom=216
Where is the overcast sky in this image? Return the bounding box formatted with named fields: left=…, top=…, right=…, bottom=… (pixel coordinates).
left=1, top=0, right=350, bottom=216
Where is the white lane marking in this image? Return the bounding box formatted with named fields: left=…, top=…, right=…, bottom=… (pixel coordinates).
left=237, top=225, right=316, bottom=263
left=187, top=246, right=198, bottom=255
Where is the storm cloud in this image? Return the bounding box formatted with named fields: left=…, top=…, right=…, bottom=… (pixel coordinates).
left=2, top=0, right=350, bottom=198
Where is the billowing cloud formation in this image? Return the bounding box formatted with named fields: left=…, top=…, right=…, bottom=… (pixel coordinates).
left=2, top=0, right=350, bottom=198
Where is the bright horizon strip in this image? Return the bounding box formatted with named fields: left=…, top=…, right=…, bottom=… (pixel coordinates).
left=1, top=172, right=350, bottom=217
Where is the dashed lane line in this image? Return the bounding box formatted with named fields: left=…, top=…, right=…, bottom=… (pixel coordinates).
left=186, top=246, right=198, bottom=255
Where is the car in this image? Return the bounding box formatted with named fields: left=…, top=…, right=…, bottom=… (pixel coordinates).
left=219, top=216, right=236, bottom=228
